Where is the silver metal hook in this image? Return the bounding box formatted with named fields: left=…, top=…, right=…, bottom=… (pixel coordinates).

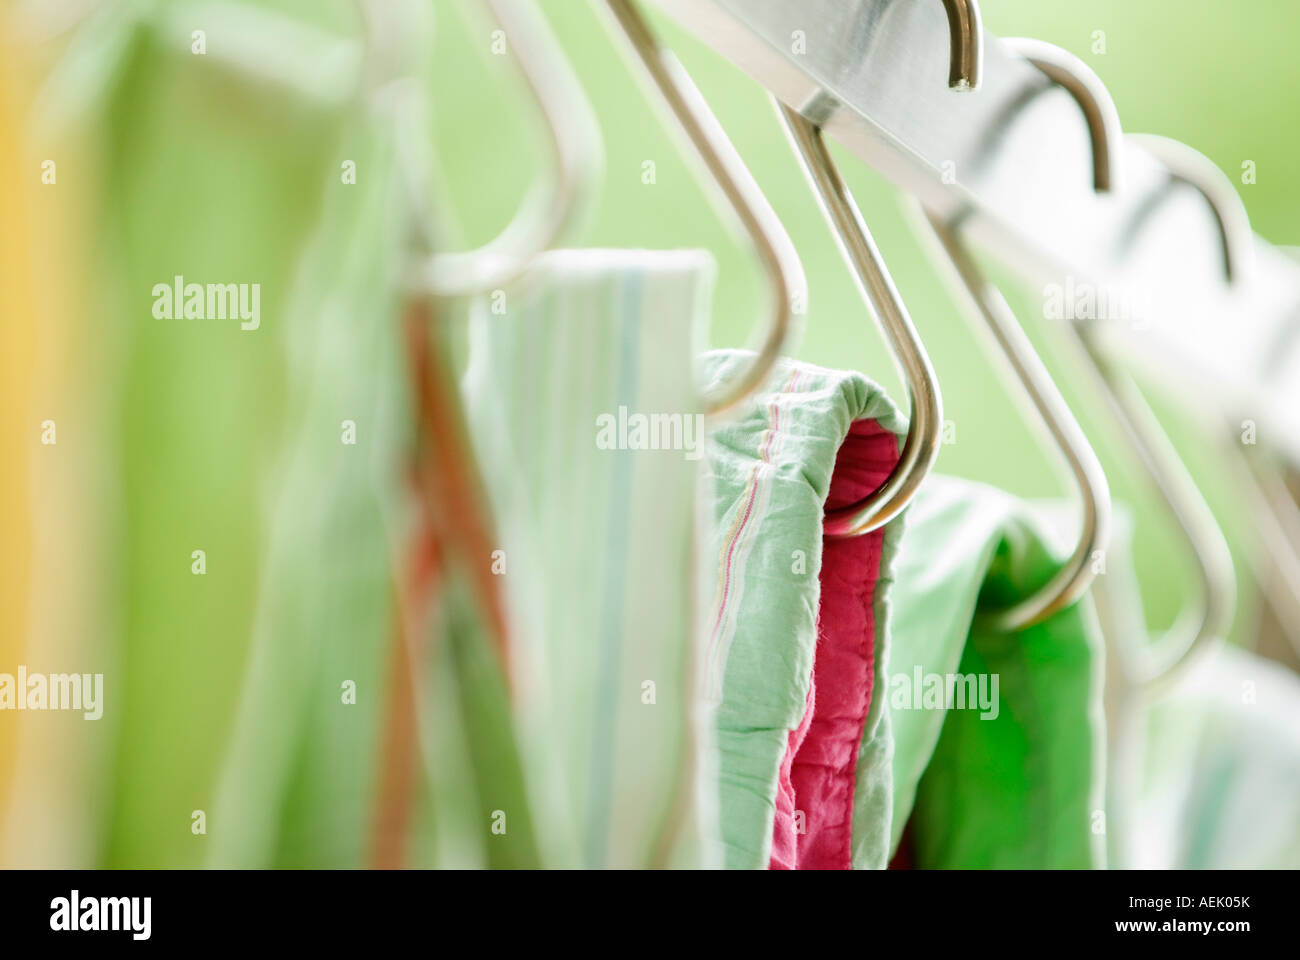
left=600, top=0, right=803, bottom=417
left=411, top=0, right=601, bottom=297
left=1075, top=339, right=1237, bottom=693
left=941, top=0, right=983, bottom=90
left=1007, top=38, right=1235, bottom=689
left=776, top=102, right=943, bottom=537
left=1002, top=38, right=1121, bottom=192
left=1124, top=140, right=1300, bottom=658
left=1124, top=139, right=1300, bottom=657
left=921, top=211, right=1112, bottom=631
left=1126, top=133, right=1254, bottom=284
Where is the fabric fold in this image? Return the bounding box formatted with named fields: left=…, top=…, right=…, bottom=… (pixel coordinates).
left=887, top=477, right=1107, bottom=869
left=700, top=351, right=907, bottom=869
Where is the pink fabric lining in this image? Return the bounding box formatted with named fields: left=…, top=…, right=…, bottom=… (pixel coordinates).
left=769, top=675, right=815, bottom=869
left=769, top=418, right=901, bottom=870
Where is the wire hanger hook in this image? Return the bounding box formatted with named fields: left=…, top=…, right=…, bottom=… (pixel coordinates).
left=941, top=0, right=983, bottom=90
left=1125, top=133, right=1254, bottom=284
left=776, top=102, right=944, bottom=537
left=1125, top=135, right=1300, bottom=657
left=1002, top=38, right=1120, bottom=192
left=919, top=209, right=1112, bottom=631
left=410, top=0, right=602, bottom=298
left=1005, top=37, right=1236, bottom=691
left=600, top=0, right=804, bottom=417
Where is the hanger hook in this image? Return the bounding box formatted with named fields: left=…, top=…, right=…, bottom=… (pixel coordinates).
left=1005, top=39, right=1250, bottom=282
left=921, top=210, right=1112, bottom=631
left=776, top=102, right=943, bottom=536
left=1077, top=340, right=1237, bottom=693
left=411, top=0, right=602, bottom=297
left=941, top=0, right=983, bottom=90
left=1126, top=133, right=1254, bottom=284
left=600, top=0, right=803, bottom=417
left=1006, top=38, right=1235, bottom=687
left=1002, top=38, right=1121, bottom=192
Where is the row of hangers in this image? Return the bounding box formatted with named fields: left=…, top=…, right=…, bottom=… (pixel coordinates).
left=404, top=0, right=1300, bottom=693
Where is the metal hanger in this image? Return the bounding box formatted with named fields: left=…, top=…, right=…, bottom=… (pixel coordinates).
left=1004, top=37, right=1235, bottom=691
left=776, top=103, right=943, bottom=536
left=941, top=0, right=983, bottom=90
left=599, top=0, right=803, bottom=416
left=1125, top=134, right=1252, bottom=283
left=917, top=210, right=1112, bottom=631
left=1080, top=347, right=1236, bottom=692
left=1001, top=39, right=1120, bottom=192
left=1129, top=135, right=1300, bottom=657
left=768, top=4, right=986, bottom=535
left=889, top=25, right=1111, bottom=634
left=409, top=0, right=601, bottom=297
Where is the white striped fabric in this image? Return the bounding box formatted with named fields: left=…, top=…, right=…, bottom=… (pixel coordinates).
left=462, top=249, right=721, bottom=868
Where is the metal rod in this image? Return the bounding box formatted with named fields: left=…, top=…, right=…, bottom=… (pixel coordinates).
left=411, top=0, right=601, bottom=296
left=925, top=211, right=1111, bottom=630
left=776, top=102, right=943, bottom=536
left=941, top=0, right=982, bottom=90
left=1079, top=333, right=1236, bottom=694
left=600, top=0, right=805, bottom=416
left=1002, top=38, right=1121, bottom=193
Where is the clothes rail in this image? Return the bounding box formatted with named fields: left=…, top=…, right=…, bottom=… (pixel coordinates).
left=650, top=0, right=1300, bottom=464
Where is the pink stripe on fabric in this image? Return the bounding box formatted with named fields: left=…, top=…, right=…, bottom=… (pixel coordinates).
left=769, top=674, right=814, bottom=870
left=769, top=418, right=901, bottom=870
left=710, top=468, right=761, bottom=643
left=708, top=369, right=804, bottom=656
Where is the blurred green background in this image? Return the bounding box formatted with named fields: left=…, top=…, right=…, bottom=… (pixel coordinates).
left=24, top=0, right=1298, bottom=867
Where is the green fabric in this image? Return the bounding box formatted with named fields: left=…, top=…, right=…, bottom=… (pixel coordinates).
left=403, top=569, right=541, bottom=870
left=209, top=86, right=539, bottom=868
left=888, top=476, right=1107, bottom=869
left=206, top=100, right=413, bottom=868
left=699, top=351, right=908, bottom=870
left=75, top=4, right=351, bottom=867
left=420, top=577, right=543, bottom=870
left=462, top=249, right=719, bottom=868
